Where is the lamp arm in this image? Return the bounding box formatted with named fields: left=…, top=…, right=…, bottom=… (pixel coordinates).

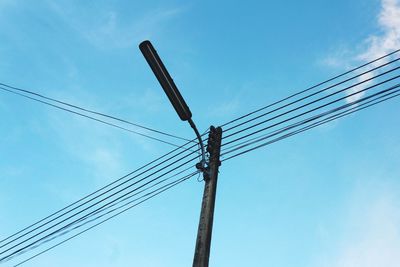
left=188, top=119, right=206, bottom=170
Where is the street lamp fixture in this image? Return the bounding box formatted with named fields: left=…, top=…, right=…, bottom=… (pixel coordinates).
left=139, top=40, right=206, bottom=171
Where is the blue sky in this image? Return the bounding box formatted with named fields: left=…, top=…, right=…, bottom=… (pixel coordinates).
left=0, top=0, right=400, bottom=266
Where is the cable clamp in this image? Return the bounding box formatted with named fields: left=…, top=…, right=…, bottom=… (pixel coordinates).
left=196, top=159, right=210, bottom=181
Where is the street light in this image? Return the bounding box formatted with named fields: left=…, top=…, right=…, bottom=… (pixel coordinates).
left=139, top=40, right=206, bottom=170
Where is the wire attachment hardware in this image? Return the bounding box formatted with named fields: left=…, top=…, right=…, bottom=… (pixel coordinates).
left=196, top=126, right=222, bottom=182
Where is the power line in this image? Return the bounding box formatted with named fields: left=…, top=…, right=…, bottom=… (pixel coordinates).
left=0, top=82, right=394, bottom=262
left=3, top=78, right=396, bottom=264
left=12, top=172, right=198, bottom=267
left=221, top=84, right=400, bottom=161
left=6, top=72, right=382, bottom=260
left=222, top=83, right=400, bottom=156
left=0, top=136, right=199, bottom=245
left=1, top=168, right=198, bottom=264
left=76, top=166, right=199, bottom=224
left=222, top=89, right=400, bottom=161
left=3, top=48, right=400, bottom=266
left=222, top=69, right=400, bottom=147
left=0, top=151, right=199, bottom=260
left=217, top=50, right=400, bottom=155
left=220, top=48, right=400, bottom=129
left=0, top=132, right=208, bottom=253
left=0, top=86, right=192, bottom=150
left=8, top=81, right=399, bottom=264
left=0, top=82, right=192, bottom=142
left=0, top=134, right=208, bottom=264
left=38, top=165, right=197, bottom=248
left=222, top=60, right=400, bottom=138
left=221, top=73, right=400, bottom=151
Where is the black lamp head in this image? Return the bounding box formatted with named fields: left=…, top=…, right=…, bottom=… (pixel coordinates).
left=139, top=40, right=192, bottom=121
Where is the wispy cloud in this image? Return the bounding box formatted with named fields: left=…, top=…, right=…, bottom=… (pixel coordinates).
left=323, top=0, right=400, bottom=103
left=47, top=2, right=183, bottom=49
left=358, top=0, right=400, bottom=62
left=46, top=108, right=125, bottom=178
left=207, top=97, right=241, bottom=119
left=316, top=182, right=400, bottom=267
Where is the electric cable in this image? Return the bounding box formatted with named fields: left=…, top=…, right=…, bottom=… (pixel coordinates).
left=0, top=140, right=198, bottom=248
left=11, top=171, right=198, bottom=267
left=1, top=128, right=208, bottom=264
left=222, top=71, right=400, bottom=147
left=8, top=85, right=399, bottom=264
left=4, top=47, right=400, bottom=266
left=4, top=66, right=398, bottom=255
left=0, top=131, right=209, bottom=259
left=222, top=85, right=400, bottom=157
left=222, top=62, right=400, bottom=140
left=0, top=135, right=198, bottom=245
left=0, top=151, right=199, bottom=260
left=222, top=89, right=400, bottom=162
left=0, top=86, right=193, bottom=150
left=4, top=49, right=399, bottom=245
left=0, top=82, right=191, bottom=142
left=82, top=165, right=198, bottom=222
left=1, top=169, right=198, bottom=264
left=220, top=48, right=400, bottom=129
left=220, top=85, right=396, bottom=154
left=221, top=82, right=400, bottom=154
left=4, top=69, right=399, bottom=264
left=41, top=164, right=197, bottom=243
left=221, top=84, right=400, bottom=160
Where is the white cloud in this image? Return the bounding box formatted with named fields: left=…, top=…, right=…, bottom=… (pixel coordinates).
left=358, top=0, right=400, bottom=62
left=346, top=71, right=375, bottom=103
left=323, top=0, right=400, bottom=103
left=321, top=45, right=354, bottom=70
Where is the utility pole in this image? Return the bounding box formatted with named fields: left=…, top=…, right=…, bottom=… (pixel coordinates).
left=139, top=40, right=222, bottom=267
left=193, top=126, right=222, bottom=267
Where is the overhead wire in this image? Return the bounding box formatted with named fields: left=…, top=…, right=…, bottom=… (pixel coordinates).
left=0, top=159, right=198, bottom=263
left=0, top=138, right=198, bottom=246
left=1, top=169, right=199, bottom=264
left=221, top=89, right=400, bottom=161
left=222, top=68, right=400, bottom=147
left=0, top=86, right=193, bottom=151
left=0, top=130, right=209, bottom=265
left=0, top=81, right=192, bottom=143
left=0, top=135, right=199, bottom=245
left=221, top=72, right=400, bottom=151
left=6, top=80, right=396, bottom=266
left=8, top=85, right=399, bottom=264
left=220, top=48, right=400, bottom=129
left=3, top=48, right=400, bottom=265
left=0, top=150, right=200, bottom=261
left=218, top=49, right=400, bottom=156
left=80, top=166, right=199, bottom=222
left=12, top=171, right=198, bottom=267
left=221, top=78, right=400, bottom=154
left=221, top=83, right=400, bottom=160
left=0, top=82, right=206, bottom=254
left=222, top=60, right=400, bottom=138
left=42, top=164, right=197, bottom=241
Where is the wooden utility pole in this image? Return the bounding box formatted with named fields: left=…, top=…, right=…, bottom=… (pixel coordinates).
left=193, top=126, right=223, bottom=267
left=139, top=40, right=223, bottom=267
